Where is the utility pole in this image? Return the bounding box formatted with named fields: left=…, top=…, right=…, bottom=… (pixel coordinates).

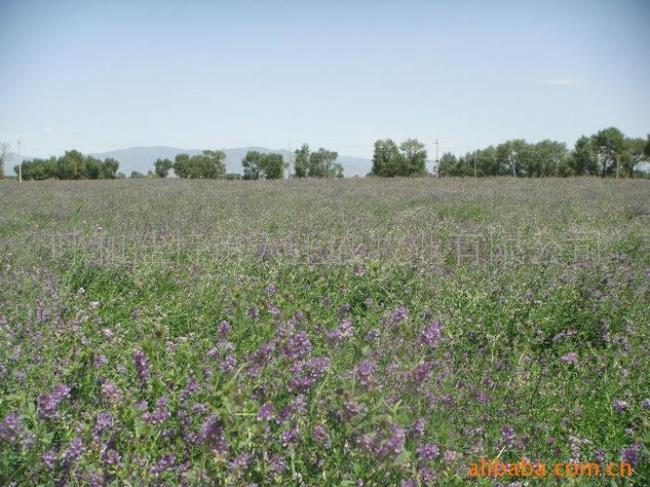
left=433, top=138, right=439, bottom=176
left=17, top=139, right=22, bottom=183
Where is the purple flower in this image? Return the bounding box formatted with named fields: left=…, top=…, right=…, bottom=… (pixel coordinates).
left=63, top=436, right=85, bottom=464
left=104, top=448, right=122, bottom=467
left=560, top=352, right=578, bottom=365
left=613, top=399, right=629, bottom=413
left=353, top=264, right=365, bottom=276
left=444, top=450, right=459, bottom=463
left=257, top=402, right=273, bottom=421
left=267, top=454, right=286, bottom=475
left=376, top=423, right=406, bottom=458
left=366, top=329, right=380, bottom=341
left=101, top=382, right=122, bottom=404
left=416, top=443, right=440, bottom=460
left=313, top=424, right=329, bottom=445
left=265, top=283, right=277, bottom=295
left=42, top=448, right=57, bottom=469
left=143, top=398, right=171, bottom=425
left=218, top=320, right=231, bottom=336
left=281, top=427, right=299, bottom=446
left=420, top=321, right=442, bottom=348
left=411, top=361, right=431, bottom=385
left=134, top=350, right=150, bottom=383
left=93, top=354, right=108, bottom=368
left=229, top=453, right=252, bottom=474
left=37, top=383, right=71, bottom=419
left=593, top=448, right=606, bottom=462
left=283, top=331, right=311, bottom=360
left=221, top=354, right=237, bottom=373
left=247, top=306, right=259, bottom=320
left=200, top=414, right=228, bottom=454
left=0, top=412, right=20, bottom=443
left=151, top=454, right=176, bottom=474
left=621, top=443, right=641, bottom=467
left=501, top=425, right=515, bottom=448
left=412, top=418, right=426, bottom=438
left=388, top=306, right=409, bottom=325
left=400, top=480, right=416, bottom=487
left=356, top=361, right=375, bottom=389
left=92, top=412, right=114, bottom=440
left=344, top=400, right=362, bottom=419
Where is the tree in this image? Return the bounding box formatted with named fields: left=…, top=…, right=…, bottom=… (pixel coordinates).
left=293, top=144, right=310, bottom=178
left=292, top=144, right=342, bottom=178
left=262, top=153, right=285, bottom=179
left=154, top=158, right=173, bottom=178
left=0, top=142, right=8, bottom=179
left=620, top=136, right=648, bottom=177
left=438, top=152, right=464, bottom=176
left=242, top=151, right=285, bottom=180
left=308, top=148, right=342, bottom=177
left=173, top=151, right=226, bottom=179
left=371, top=139, right=403, bottom=177
left=529, top=140, right=568, bottom=177
left=399, top=139, right=428, bottom=175
left=130, top=171, right=146, bottom=178
left=496, top=139, right=531, bottom=177
left=173, top=154, right=191, bottom=178
left=569, top=136, right=598, bottom=175
left=199, top=150, right=227, bottom=179
left=242, top=151, right=263, bottom=180
left=592, top=127, right=624, bottom=177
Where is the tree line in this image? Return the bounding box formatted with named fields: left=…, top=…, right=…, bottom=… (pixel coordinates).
left=10, top=150, right=120, bottom=180
left=438, top=127, right=650, bottom=178
left=3, top=127, right=648, bottom=181
left=152, top=144, right=344, bottom=180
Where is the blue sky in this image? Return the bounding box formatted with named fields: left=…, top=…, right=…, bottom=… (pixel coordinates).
left=1, top=0, right=648, bottom=159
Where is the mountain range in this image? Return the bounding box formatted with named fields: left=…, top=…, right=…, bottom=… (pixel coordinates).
left=5, top=146, right=372, bottom=177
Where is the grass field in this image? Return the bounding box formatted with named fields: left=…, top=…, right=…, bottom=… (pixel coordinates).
left=1, top=177, right=649, bottom=485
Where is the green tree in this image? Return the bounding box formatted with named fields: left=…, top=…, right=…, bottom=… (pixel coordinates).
left=438, top=152, right=463, bottom=176
left=591, top=127, right=624, bottom=176
left=620, top=136, right=648, bottom=177
left=399, top=139, right=428, bottom=175
left=154, top=158, right=173, bottom=178
left=130, top=171, right=146, bottom=178
left=242, top=151, right=263, bottom=180
left=199, top=150, right=227, bottom=179
left=569, top=136, right=598, bottom=175
left=308, top=148, right=342, bottom=177
left=529, top=140, right=568, bottom=177
left=293, top=144, right=310, bottom=178
left=262, top=153, right=285, bottom=179
left=172, top=151, right=226, bottom=179
left=371, top=139, right=403, bottom=177
left=242, top=151, right=285, bottom=180
left=173, top=154, right=191, bottom=178
left=496, top=139, right=531, bottom=177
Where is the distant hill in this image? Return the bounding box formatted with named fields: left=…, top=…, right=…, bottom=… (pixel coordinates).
left=5, top=146, right=372, bottom=177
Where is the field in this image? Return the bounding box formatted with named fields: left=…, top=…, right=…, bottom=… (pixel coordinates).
left=1, top=177, right=649, bottom=485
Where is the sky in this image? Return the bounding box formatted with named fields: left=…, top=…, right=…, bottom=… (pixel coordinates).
left=1, top=0, right=649, bottom=159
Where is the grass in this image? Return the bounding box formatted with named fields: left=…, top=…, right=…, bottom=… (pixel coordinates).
left=0, top=177, right=649, bottom=485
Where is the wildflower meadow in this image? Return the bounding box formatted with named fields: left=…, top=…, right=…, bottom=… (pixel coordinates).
left=1, top=177, right=649, bottom=485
